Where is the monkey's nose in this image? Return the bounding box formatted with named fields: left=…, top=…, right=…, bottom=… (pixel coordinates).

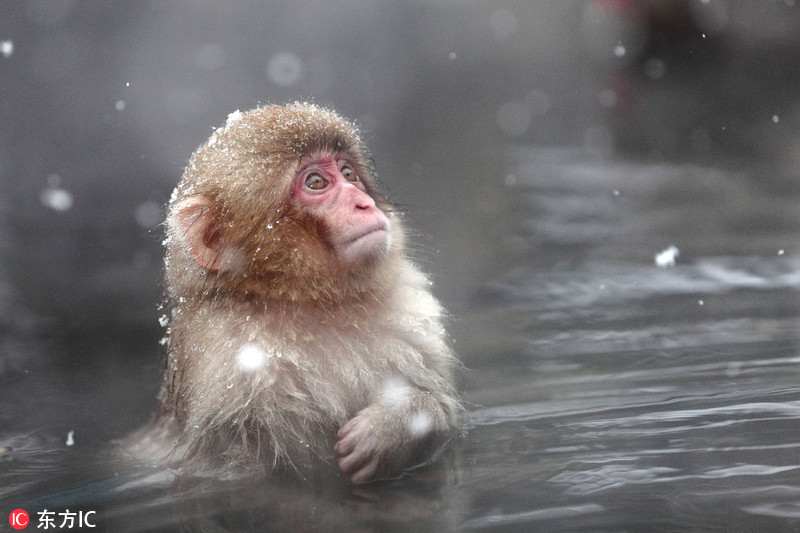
left=356, top=199, right=375, bottom=210
left=350, top=187, right=376, bottom=211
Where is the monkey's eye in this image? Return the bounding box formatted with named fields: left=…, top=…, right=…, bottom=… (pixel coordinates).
left=305, top=173, right=328, bottom=190
left=341, top=165, right=358, bottom=182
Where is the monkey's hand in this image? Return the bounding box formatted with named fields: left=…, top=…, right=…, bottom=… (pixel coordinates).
left=334, top=385, right=450, bottom=484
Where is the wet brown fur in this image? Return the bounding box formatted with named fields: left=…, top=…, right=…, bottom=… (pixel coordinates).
left=128, top=103, right=461, bottom=480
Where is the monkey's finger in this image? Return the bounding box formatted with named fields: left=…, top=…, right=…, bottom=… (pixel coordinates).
left=337, top=446, right=367, bottom=473
left=333, top=435, right=357, bottom=456
left=337, top=420, right=356, bottom=439
left=350, top=457, right=380, bottom=484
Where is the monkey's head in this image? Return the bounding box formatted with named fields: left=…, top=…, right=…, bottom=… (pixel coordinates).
left=165, top=103, right=403, bottom=304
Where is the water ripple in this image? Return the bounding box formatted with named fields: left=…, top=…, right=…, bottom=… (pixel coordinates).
left=461, top=503, right=605, bottom=529
left=549, top=463, right=800, bottom=496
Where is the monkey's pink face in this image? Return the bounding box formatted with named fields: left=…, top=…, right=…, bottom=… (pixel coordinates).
left=291, top=153, right=390, bottom=266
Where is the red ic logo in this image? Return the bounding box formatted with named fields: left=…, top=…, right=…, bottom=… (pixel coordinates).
left=9, top=509, right=29, bottom=529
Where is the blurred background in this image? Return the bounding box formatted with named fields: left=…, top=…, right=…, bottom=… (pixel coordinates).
left=2, top=0, right=798, bottom=335
left=2, top=1, right=800, bottom=531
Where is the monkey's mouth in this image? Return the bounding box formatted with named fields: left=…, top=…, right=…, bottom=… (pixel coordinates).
left=343, top=224, right=389, bottom=246
left=337, top=223, right=390, bottom=263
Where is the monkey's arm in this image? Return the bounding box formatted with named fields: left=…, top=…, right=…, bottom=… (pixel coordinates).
left=333, top=383, right=456, bottom=484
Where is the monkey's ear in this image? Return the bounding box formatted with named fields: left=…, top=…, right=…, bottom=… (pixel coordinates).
left=175, top=196, right=224, bottom=271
